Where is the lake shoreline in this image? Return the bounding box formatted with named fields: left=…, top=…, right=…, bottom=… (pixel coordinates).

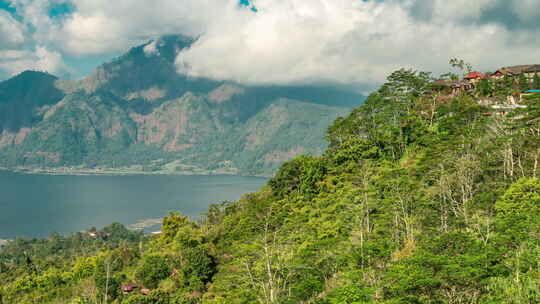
left=0, top=217, right=163, bottom=242
left=0, top=166, right=272, bottom=178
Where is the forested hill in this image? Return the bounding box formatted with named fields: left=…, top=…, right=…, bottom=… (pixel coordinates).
left=2, top=68, right=540, bottom=303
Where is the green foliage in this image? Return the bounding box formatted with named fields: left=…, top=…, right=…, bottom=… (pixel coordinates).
left=135, top=255, right=171, bottom=289
left=449, top=57, right=473, bottom=75
left=533, top=73, right=540, bottom=89
left=122, top=290, right=171, bottom=304
left=122, top=294, right=152, bottom=304
left=269, top=155, right=327, bottom=197
left=161, top=212, right=192, bottom=244
left=176, top=247, right=216, bottom=291
left=104, top=222, right=143, bottom=242
left=485, top=245, right=540, bottom=304
left=512, top=94, right=540, bottom=127
left=379, top=68, right=432, bottom=98
left=287, top=268, right=325, bottom=302
left=495, top=178, right=540, bottom=244
left=384, top=236, right=492, bottom=303
left=326, top=284, right=374, bottom=304
left=94, top=254, right=126, bottom=301
left=518, top=73, right=530, bottom=90
left=476, top=78, right=493, bottom=96
left=495, top=178, right=540, bottom=218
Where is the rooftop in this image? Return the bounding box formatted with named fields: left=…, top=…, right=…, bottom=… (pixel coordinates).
left=122, top=283, right=142, bottom=292
left=523, top=65, right=540, bottom=73
left=501, top=64, right=540, bottom=75
left=464, top=72, right=485, bottom=79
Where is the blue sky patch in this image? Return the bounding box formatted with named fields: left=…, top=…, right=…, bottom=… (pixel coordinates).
left=0, top=0, right=14, bottom=13
left=0, top=0, right=22, bottom=21
left=239, top=0, right=257, bottom=12
left=48, top=2, right=74, bottom=19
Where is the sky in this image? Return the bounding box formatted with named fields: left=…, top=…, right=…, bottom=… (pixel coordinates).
left=0, top=0, right=539, bottom=90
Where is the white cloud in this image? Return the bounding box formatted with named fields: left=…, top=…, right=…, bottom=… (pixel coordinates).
left=199, top=1, right=540, bottom=85
left=0, top=46, right=68, bottom=76
left=143, top=40, right=161, bottom=57
left=4, top=0, right=540, bottom=86
left=20, top=0, right=241, bottom=56
left=510, top=0, right=540, bottom=22
left=175, top=0, right=540, bottom=86
left=34, top=46, right=66, bottom=73
left=0, top=10, right=26, bottom=49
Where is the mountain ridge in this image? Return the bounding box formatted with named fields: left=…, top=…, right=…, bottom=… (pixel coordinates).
left=0, top=36, right=363, bottom=176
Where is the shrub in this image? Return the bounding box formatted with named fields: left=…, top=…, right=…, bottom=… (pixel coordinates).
left=135, top=255, right=171, bottom=289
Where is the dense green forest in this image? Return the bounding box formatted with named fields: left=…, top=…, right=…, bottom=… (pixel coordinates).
left=2, top=66, right=540, bottom=304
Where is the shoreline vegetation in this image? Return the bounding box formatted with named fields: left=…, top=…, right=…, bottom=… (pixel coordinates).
left=0, top=166, right=271, bottom=178
left=127, top=218, right=163, bottom=232
left=0, top=217, right=164, bottom=244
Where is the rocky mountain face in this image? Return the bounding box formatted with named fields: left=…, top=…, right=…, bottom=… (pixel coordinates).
left=0, top=35, right=362, bottom=176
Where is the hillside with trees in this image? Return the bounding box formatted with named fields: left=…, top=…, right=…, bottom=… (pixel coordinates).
left=2, top=65, right=540, bottom=303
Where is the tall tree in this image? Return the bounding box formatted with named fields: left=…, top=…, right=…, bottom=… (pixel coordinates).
left=533, top=73, right=540, bottom=89
left=518, top=73, right=530, bottom=91
left=449, top=57, right=473, bottom=76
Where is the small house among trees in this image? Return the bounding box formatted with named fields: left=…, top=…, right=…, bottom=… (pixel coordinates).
left=121, top=283, right=142, bottom=294
left=490, top=70, right=505, bottom=79
left=88, top=230, right=110, bottom=239
left=496, top=65, right=536, bottom=77
left=464, top=71, right=485, bottom=82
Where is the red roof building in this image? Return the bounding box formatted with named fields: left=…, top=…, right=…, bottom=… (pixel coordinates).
left=464, top=72, right=485, bottom=80
left=490, top=70, right=505, bottom=79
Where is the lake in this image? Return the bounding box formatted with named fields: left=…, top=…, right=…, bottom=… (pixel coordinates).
left=0, top=171, right=266, bottom=239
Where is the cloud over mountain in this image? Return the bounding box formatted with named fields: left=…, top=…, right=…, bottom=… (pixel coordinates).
left=1, top=0, right=539, bottom=86
left=0, top=47, right=67, bottom=76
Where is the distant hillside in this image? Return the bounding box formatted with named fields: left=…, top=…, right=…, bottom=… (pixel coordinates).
left=0, top=71, right=64, bottom=131
left=0, top=35, right=363, bottom=176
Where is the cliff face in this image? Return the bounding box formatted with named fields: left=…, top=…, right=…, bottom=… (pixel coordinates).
left=0, top=36, right=362, bottom=176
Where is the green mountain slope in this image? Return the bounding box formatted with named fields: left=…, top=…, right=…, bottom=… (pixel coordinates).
left=2, top=67, right=540, bottom=303
left=0, top=36, right=361, bottom=175
left=0, top=71, right=64, bottom=132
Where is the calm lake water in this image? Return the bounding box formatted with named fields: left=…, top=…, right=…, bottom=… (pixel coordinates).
left=0, top=171, right=266, bottom=239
